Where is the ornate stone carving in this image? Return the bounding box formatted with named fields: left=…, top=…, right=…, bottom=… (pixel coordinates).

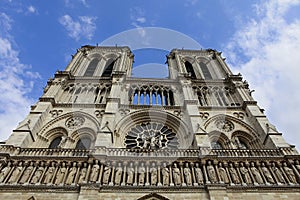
left=43, top=162, right=55, bottom=184
left=215, top=119, right=234, bottom=132
left=8, top=162, right=23, bottom=184
left=90, top=161, right=100, bottom=183
left=102, top=164, right=111, bottom=185
left=126, top=162, right=134, bottom=185
left=250, top=162, right=263, bottom=184
left=30, top=162, right=44, bottom=184
left=239, top=163, right=252, bottom=184
left=54, top=162, right=67, bottom=185
left=0, top=162, right=11, bottom=183
left=78, top=164, right=87, bottom=184
left=150, top=163, right=157, bottom=186
left=125, top=122, right=179, bottom=150
left=172, top=163, right=181, bottom=186
left=138, top=163, right=146, bottom=186
left=19, top=162, right=34, bottom=184
left=218, top=162, right=229, bottom=184
left=183, top=163, right=192, bottom=186
left=283, top=162, right=297, bottom=184
left=194, top=163, right=204, bottom=184
left=261, top=163, right=275, bottom=184
left=207, top=161, right=217, bottom=183
left=66, top=163, right=77, bottom=185
left=162, top=163, right=170, bottom=186
left=271, top=162, right=285, bottom=184
left=65, top=116, right=85, bottom=129
left=114, top=163, right=123, bottom=186
left=228, top=163, right=240, bottom=184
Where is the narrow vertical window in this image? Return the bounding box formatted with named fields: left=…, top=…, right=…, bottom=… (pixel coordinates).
left=84, top=58, right=99, bottom=76
left=101, top=59, right=115, bottom=77
left=184, top=61, right=196, bottom=78
left=199, top=62, right=212, bottom=79
left=49, top=137, right=62, bottom=149
left=76, top=137, right=92, bottom=149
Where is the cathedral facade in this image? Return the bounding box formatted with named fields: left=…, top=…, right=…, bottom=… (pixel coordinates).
left=0, top=45, right=300, bottom=199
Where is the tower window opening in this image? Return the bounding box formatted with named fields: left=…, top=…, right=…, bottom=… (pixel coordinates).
left=101, top=59, right=115, bottom=77
left=199, top=62, right=212, bottom=79
left=76, top=137, right=92, bottom=150
left=49, top=137, right=62, bottom=149
left=184, top=61, right=196, bottom=78
left=84, top=58, right=99, bottom=76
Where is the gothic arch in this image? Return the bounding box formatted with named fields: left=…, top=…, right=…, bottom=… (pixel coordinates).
left=208, top=131, right=231, bottom=149
left=204, top=114, right=258, bottom=138
left=114, top=109, right=192, bottom=149
left=231, top=131, right=262, bottom=149
left=38, top=111, right=101, bottom=140
left=44, top=127, right=68, bottom=142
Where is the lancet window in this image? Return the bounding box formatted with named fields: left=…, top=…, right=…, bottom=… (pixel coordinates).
left=60, top=83, right=111, bottom=104
left=130, top=85, right=175, bottom=106
left=184, top=61, right=196, bottom=78
left=49, top=137, right=62, bottom=149
left=75, top=137, right=92, bottom=150
left=199, top=62, right=212, bottom=79
left=193, top=86, right=240, bottom=107
left=101, top=59, right=115, bottom=77
left=84, top=58, right=100, bottom=76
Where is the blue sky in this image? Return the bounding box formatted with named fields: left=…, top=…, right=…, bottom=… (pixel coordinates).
left=1, top=0, right=300, bottom=150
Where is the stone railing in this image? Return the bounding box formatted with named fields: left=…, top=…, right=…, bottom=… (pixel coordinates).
left=0, top=145, right=297, bottom=158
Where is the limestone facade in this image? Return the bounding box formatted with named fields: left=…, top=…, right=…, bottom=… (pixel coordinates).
left=0, top=46, right=299, bottom=199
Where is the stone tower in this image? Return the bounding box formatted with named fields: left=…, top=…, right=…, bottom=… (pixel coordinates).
left=0, top=45, right=299, bottom=200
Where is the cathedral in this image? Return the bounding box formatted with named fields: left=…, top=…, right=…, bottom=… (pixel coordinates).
left=0, top=45, right=300, bottom=199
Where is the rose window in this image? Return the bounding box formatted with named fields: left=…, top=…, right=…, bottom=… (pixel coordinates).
left=125, top=122, right=179, bottom=149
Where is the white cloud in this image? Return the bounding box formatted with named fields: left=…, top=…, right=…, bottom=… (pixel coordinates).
left=27, top=5, right=37, bottom=14
left=59, top=14, right=97, bottom=41
left=0, top=13, right=40, bottom=142
left=225, top=0, right=300, bottom=150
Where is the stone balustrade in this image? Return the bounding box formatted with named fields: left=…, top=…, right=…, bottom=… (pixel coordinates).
left=0, top=145, right=296, bottom=158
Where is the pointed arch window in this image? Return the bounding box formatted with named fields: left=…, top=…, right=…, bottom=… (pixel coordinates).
left=184, top=61, right=196, bottom=78
left=49, top=136, right=62, bottom=149
left=101, top=59, right=115, bottom=77
left=199, top=62, right=212, bottom=79
left=211, top=141, right=223, bottom=149
left=84, top=58, right=100, bottom=76
left=75, top=137, right=92, bottom=150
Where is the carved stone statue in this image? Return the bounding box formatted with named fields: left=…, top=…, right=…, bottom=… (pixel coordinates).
left=19, top=162, right=34, bottom=184
left=271, top=163, right=285, bottom=184
left=250, top=162, right=264, bottom=184
left=162, top=163, right=169, bottom=186
left=57, top=135, right=67, bottom=149
left=65, top=163, right=77, bottom=185
left=172, top=163, right=181, bottom=186
left=0, top=162, right=11, bottom=183
left=102, top=164, right=111, bottom=185
left=114, top=163, right=123, bottom=185
left=228, top=163, right=240, bottom=184
left=126, top=163, right=134, bottom=185
left=183, top=163, right=192, bottom=186
left=150, top=163, right=157, bottom=186
left=207, top=161, right=217, bottom=183
left=8, top=162, right=23, bottom=184
left=239, top=163, right=252, bottom=184
left=43, top=162, right=55, bottom=184
left=218, top=163, right=229, bottom=184
left=54, top=162, right=67, bottom=185
left=31, top=163, right=44, bottom=184
left=295, top=160, right=300, bottom=173
left=138, top=163, right=146, bottom=186
left=261, top=163, right=275, bottom=184
left=90, top=161, right=100, bottom=183
left=78, top=164, right=87, bottom=183
left=283, top=162, right=297, bottom=184
left=194, top=163, right=203, bottom=184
